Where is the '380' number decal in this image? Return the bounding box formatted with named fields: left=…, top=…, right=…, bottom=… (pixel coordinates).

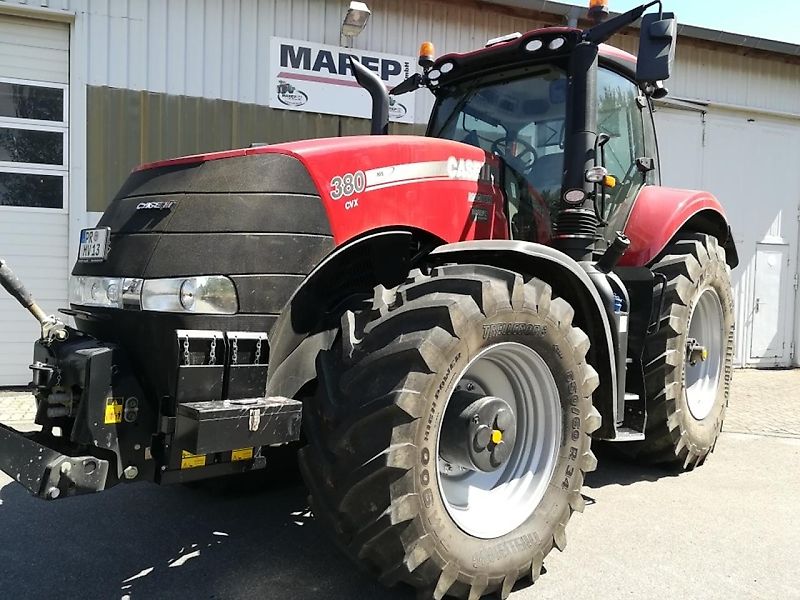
left=330, top=171, right=366, bottom=200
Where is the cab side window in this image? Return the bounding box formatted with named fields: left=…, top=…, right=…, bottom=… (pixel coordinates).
left=596, top=69, right=647, bottom=221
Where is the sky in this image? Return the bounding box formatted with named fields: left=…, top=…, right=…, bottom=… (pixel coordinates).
left=548, top=0, right=799, bottom=44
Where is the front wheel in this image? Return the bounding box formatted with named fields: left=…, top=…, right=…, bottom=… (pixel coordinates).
left=299, top=264, right=600, bottom=599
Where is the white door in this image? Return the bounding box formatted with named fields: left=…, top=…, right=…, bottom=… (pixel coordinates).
left=702, top=112, right=799, bottom=368
left=653, top=104, right=705, bottom=190
left=657, top=102, right=799, bottom=368
left=0, top=14, right=70, bottom=386
left=750, top=244, right=790, bottom=363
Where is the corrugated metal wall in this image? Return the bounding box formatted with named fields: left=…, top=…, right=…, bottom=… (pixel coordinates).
left=85, top=85, right=422, bottom=210
left=5, top=0, right=800, bottom=119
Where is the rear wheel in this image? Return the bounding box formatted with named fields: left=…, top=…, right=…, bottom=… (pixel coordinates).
left=299, top=264, right=600, bottom=598
left=629, top=233, right=734, bottom=468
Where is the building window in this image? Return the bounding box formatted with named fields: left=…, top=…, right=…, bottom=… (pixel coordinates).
left=0, top=78, right=68, bottom=210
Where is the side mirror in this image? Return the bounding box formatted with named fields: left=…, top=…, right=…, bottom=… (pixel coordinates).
left=636, top=12, right=676, bottom=84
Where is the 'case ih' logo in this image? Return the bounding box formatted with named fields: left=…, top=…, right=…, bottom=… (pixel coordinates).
left=447, top=156, right=484, bottom=180
left=136, top=201, right=175, bottom=210
left=276, top=80, right=308, bottom=107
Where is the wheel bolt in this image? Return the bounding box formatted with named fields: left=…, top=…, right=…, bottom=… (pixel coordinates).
left=474, top=425, right=492, bottom=448
left=491, top=440, right=511, bottom=466
left=495, top=409, right=513, bottom=431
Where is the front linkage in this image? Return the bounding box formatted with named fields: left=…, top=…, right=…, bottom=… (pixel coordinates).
left=0, top=258, right=302, bottom=500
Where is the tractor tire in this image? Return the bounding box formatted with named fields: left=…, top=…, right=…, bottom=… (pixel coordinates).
left=628, top=233, right=735, bottom=468
left=299, top=264, right=600, bottom=599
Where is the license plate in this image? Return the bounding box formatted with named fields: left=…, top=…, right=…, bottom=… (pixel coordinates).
left=78, top=227, right=110, bottom=262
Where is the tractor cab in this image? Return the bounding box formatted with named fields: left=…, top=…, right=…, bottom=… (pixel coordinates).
left=427, top=44, right=659, bottom=246
left=388, top=1, right=676, bottom=261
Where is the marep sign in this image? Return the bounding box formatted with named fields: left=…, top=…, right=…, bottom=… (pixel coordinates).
left=269, top=37, right=416, bottom=124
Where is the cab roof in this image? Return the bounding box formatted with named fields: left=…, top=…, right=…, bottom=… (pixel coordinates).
left=426, top=26, right=636, bottom=91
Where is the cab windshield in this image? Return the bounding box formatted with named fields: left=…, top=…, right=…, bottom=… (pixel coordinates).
left=429, top=66, right=569, bottom=242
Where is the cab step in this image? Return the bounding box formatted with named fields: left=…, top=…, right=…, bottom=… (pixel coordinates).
left=613, top=427, right=646, bottom=442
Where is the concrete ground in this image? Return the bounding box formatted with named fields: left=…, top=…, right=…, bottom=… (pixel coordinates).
left=1, top=369, right=798, bottom=600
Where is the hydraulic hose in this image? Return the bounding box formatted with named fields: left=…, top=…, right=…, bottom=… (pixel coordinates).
left=0, top=258, right=48, bottom=324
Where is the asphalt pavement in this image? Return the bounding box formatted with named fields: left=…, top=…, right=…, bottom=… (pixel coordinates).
left=1, top=370, right=798, bottom=599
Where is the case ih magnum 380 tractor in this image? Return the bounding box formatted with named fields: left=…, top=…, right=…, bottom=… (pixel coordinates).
left=0, top=2, right=737, bottom=597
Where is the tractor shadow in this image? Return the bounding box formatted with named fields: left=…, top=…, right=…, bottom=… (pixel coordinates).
left=0, top=448, right=683, bottom=600
left=0, top=472, right=407, bottom=600
left=584, top=442, right=684, bottom=489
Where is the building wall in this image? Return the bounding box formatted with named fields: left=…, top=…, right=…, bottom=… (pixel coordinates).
left=1, top=0, right=798, bottom=369
left=12, top=0, right=799, bottom=116
left=84, top=86, right=423, bottom=211
left=7, top=0, right=800, bottom=199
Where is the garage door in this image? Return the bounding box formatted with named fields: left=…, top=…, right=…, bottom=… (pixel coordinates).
left=655, top=103, right=800, bottom=368
left=0, top=14, right=69, bottom=386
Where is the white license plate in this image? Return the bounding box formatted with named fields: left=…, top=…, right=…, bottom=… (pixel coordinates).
left=78, top=227, right=110, bottom=262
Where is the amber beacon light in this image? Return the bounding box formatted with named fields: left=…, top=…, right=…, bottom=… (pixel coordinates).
left=419, top=41, right=436, bottom=69
left=588, top=0, right=610, bottom=24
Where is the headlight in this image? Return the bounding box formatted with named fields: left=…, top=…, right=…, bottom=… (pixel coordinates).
left=142, top=276, right=238, bottom=314
left=70, top=276, right=125, bottom=308
left=70, top=275, right=238, bottom=314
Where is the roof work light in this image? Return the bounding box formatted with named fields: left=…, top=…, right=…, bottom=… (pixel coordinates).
left=588, top=0, right=609, bottom=24
left=341, top=2, right=372, bottom=38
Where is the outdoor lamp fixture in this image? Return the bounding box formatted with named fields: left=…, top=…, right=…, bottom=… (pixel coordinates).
left=341, top=1, right=371, bottom=47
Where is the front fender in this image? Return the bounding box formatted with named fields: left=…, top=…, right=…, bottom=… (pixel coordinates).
left=266, top=230, right=428, bottom=399
left=428, top=240, right=619, bottom=439
left=620, top=186, right=734, bottom=267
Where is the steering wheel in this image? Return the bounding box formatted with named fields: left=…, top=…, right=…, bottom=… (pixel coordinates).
left=491, top=138, right=538, bottom=172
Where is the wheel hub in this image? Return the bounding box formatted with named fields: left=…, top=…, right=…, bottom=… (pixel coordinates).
left=436, top=342, right=562, bottom=539
left=685, top=288, right=725, bottom=421
left=686, top=338, right=709, bottom=366
left=439, top=391, right=517, bottom=473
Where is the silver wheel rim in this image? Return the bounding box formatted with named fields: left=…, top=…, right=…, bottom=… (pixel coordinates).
left=436, top=342, right=562, bottom=539
left=685, top=287, right=724, bottom=420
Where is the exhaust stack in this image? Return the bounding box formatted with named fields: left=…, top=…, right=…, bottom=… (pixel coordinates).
left=348, top=56, right=389, bottom=135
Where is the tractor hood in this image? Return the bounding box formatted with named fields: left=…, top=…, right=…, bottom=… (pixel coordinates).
left=69, top=135, right=505, bottom=402
left=136, top=135, right=508, bottom=246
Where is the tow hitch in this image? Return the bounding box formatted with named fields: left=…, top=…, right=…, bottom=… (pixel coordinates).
left=0, top=425, right=111, bottom=499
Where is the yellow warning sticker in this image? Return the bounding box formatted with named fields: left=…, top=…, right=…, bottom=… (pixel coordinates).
left=231, top=448, right=254, bottom=462
left=104, top=398, right=123, bottom=424
left=181, top=450, right=206, bottom=469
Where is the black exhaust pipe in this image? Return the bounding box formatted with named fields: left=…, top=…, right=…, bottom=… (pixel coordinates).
left=348, top=56, right=389, bottom=135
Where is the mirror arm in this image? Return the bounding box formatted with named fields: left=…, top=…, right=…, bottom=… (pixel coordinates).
left=390, top=72, right=425, bottom=97
left=584, top=0, right=661, bottom=44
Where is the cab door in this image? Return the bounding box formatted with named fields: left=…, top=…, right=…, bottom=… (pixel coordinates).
left=596, top=67, right=656, bottom=243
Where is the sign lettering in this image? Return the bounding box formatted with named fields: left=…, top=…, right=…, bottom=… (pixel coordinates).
left=270, top=37, right=415, bottom=123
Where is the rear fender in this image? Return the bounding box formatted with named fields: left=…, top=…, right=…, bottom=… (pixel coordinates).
left=620, top=187, right=738, bottom=268
left=427, top=240, right=618, bottom=439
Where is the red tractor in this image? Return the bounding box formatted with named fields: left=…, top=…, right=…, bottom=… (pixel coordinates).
left=0, top=2, right=736, bottom=598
